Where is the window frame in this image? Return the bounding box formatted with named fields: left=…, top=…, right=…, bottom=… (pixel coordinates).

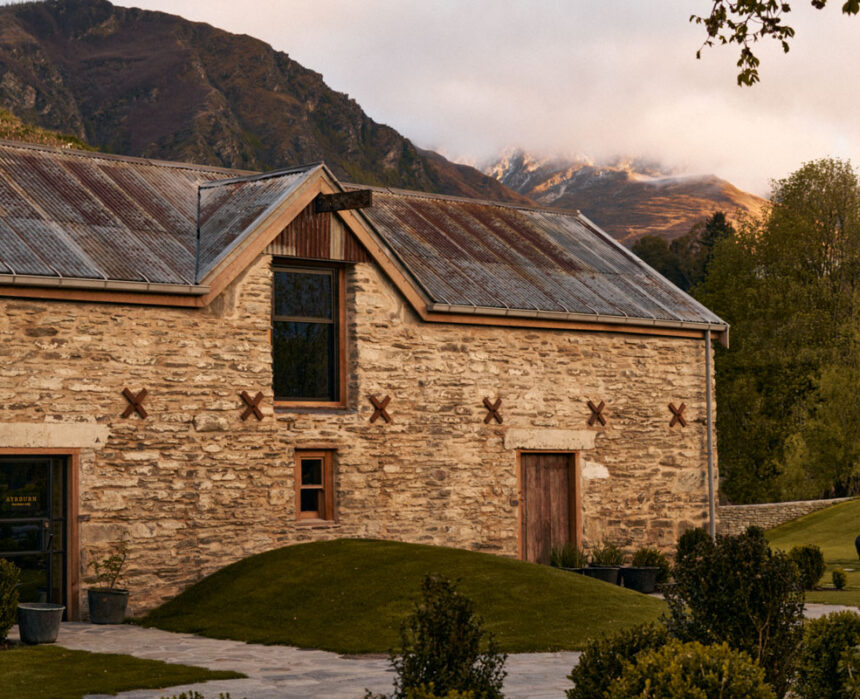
left=271, top=261, right=347, bottom=408
left=294, top=450, right=335, bottom=522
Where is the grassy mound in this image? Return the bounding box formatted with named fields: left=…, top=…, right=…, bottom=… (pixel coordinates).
left=0, top=645, right=243, bottom=699
left=767, top=498, right=860, bottom=604
left=143, top=539, right=664, bottom=653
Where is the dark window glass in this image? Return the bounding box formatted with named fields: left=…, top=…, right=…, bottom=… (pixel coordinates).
left=272, top=266, right=339, bottom=402
left=273, top=322, right=335, bottom=400
left=301, top=459, right=323, bottom=486
left=0, top=522, right=41, bottom=553
left=300, top=489, right=321, bottom=513
left=273, top=270, right=332, bottom=319
left=0, top=461, right=49, bottom=517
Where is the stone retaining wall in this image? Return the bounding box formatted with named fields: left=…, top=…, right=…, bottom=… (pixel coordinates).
left=718, top=498, right=852, bottom=535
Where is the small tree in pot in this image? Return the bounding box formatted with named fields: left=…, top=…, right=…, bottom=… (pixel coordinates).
left=87, top=536, right=129, bottom=624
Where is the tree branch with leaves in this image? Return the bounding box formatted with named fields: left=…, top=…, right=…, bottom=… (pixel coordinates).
left=693, top=1, right=859, bottom=85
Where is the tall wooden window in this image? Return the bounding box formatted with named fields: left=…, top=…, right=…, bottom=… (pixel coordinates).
left=272, top=265, right=343, bottom=403
left=294, top=450, right=335, bottom=521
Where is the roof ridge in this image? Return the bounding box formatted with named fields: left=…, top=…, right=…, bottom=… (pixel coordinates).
left=0, top=138, right=252, bottom=176
left=343, top=181, right=584, bottom=217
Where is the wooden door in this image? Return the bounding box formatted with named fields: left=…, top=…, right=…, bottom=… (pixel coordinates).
left=520, top=452, right=579, bottom=564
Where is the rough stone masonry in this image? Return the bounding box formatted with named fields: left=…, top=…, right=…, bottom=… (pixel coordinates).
left=0, top=253, right=714, bottom=614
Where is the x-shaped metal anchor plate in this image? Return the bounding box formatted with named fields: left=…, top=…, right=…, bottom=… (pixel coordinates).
left=669, top=402, right=687, bottom=427
left=240, top=391, right=264, bottom=421
left=121, top=388, right=148, bottom=419
left=370, top=395, right=392, bottom=423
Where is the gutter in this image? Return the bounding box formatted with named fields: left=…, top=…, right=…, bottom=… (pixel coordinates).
left=427, top=302, right=729, bottom=337
left=0, top=274, right=210, bottom=296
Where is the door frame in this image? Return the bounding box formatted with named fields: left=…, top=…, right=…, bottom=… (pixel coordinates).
left=0, top=448, right=80, bottom=620
left=516, top=450, right=582, bottom=561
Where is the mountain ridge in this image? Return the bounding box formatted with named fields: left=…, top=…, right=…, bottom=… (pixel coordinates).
left=0, top=0, right=530, bottom=204
left=487, top=149, right=765, bottom=242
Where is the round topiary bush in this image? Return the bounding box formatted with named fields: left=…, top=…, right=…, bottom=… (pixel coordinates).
left=789, top=544, right=826, bottom=590
left=606, top=640, right=776, bottom=698
left=833, top=568, right=847, bottom=590
left=566, top=622, right=669, bottom=699
left=795, top=610, right=860, bottom=699
left=674, top=526, right=712, bottom=568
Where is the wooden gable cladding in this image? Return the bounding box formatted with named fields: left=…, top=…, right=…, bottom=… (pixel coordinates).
left=266, top=202, right=372, bottom=263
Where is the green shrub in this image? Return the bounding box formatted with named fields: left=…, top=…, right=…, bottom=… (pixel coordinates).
left=789, top=544, right=826, bottom=590
left=795, top=611, right=860, bottom=698
left=664, top=526, right=804, bottom=697
left=549, top=542, right=587, bottom=569
left=838, top=645, right=860, bottom=699
left=590, top=542, right=625, bottom=566
left=833, top=568, right=848, bottom=590
left=630, top=547, right=670, bottom=583
left=674, top=526, right=712, bottom=568
left=403, top=686, right=475, bottom=699
left=565, top=621, right=668, bottom=699
left=0, top=558, right=20, bottom=643
left=606, top=640, right=776, bottom=698
left=386, top=575, right=506, bottom=699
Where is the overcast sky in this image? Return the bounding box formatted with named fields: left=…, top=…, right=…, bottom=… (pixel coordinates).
left=76, top=2, right=860, bottom=194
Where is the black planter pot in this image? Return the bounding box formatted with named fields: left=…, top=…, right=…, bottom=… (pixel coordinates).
left=88, top=588, right=129, bottom=624
left=621, top=566, right=660, bottom=593
left=855, top=534, right=860, bottom=560
left=583, top=565, right=621, bottom=585
left=17, top=603, right=65, bottom=644
left=561, top=567, right=587, bottom=575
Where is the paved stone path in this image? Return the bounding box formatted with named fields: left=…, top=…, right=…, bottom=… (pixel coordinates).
left=9, top=622, right=580, bottom=699
left=8, top=602, right=856, bottom=698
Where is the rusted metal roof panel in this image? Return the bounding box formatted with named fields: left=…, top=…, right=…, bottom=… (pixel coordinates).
left=197, top=169, right=314, bottom=278
left=0, top=141, right=236, bottom=284
left=361, top=189, right=725, bottom=326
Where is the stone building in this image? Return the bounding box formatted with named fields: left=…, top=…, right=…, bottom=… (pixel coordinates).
left=0, top=141, right=727, bottom=619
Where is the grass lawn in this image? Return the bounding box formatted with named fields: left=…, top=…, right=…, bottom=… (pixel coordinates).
left=0, top=645, right=243, bottom=699
left=142, top=538, right=665, bottom=653
left=767, top=497, right=860, bottom=606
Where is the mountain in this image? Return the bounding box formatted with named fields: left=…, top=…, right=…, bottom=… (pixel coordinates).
left=487, top=150, right=765, bottom=243
left=0, top=0, right=529, bottom=204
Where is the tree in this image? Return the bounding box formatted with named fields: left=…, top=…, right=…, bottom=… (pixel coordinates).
left=696, top=158, right=860, bottom=502
left=633, top=212, right=734, bottom=292
left=693, top=1, right=860, bottom=85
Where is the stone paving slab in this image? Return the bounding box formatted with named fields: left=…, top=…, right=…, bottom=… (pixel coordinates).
left=10, top=603, right=855, bottom=698
left=8, top=623, right=580, bottom=699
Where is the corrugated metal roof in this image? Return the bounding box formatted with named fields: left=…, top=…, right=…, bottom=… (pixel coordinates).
left=0, top=141, right=239, bottom=284
left=0, top=141, right=726, bottom=330
left=0, top=141, right=320, bottom=289
left=197, top=166, right=320, bottom=280
left=358, top=188, right=726, bottom=327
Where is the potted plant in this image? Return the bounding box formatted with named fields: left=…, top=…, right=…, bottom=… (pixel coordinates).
left=584, top=542, right=625, bottom=584
left=87, top=536, right=129, bottom=624
left=621, top=547, right=670, bottom=593
left=549, top=542, right=588, bottom=573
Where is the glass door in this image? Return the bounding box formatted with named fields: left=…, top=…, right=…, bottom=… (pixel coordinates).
left=0, top=457, right=67, bottom=610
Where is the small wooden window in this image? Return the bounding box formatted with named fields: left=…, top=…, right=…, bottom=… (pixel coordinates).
left=294, top=450, right=334, bottom=521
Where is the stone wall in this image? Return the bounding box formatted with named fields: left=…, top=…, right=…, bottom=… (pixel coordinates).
left=718, top=498, right=852, bottom=536
left=0, top=254, right=716, bottom=616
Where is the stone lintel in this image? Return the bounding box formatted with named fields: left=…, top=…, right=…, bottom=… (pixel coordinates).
left=503, top=428, right=596, bottom=452
left=0, top=422, right=110, bottom=449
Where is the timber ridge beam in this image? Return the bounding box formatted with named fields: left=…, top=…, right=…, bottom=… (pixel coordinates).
left=314, top=190, right=373, bottom=213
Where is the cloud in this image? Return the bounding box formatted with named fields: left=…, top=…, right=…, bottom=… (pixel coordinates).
left=42, top=1, right=860, bottom=194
